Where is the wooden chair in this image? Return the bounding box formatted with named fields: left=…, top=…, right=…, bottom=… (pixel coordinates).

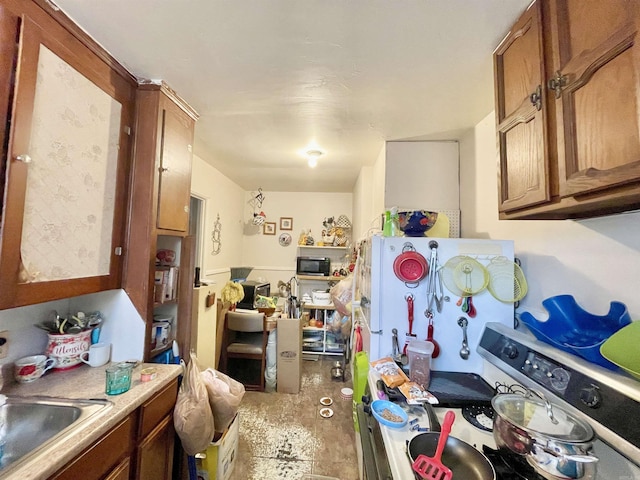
left=219, top=311, right=268, bottom=392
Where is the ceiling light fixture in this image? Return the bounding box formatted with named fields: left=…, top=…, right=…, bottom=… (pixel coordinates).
left=306, top=149, right=322, bottom=168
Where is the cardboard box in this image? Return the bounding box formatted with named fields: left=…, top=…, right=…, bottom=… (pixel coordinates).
left=277, top=317, right=303, bottom=393
left=196, top=413, right=239, bottom=480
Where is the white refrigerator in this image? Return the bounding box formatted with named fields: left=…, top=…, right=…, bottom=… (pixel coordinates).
left=354, top=235, right=516, bottom=374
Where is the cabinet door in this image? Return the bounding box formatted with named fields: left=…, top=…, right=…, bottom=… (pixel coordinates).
left=0, top=5, right=18, bottom=209
left=50, top=415, right=134, bottom=480
left=0, top=13, right=133, bottom=309
left=494, top=1, right=551, bottom=212
left=548, top=0, right=640, bottom=197
left=156, top=96, right=194, bottom=232
left=135, top=415, right=175, bottom=480
left=104, top=458, right=131, bottom=480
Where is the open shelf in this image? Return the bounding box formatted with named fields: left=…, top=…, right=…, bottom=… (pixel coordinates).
left=297, top=275, right=346, bottom=281
left=303, top=303, right=336, bottom=310
left=297, top=245, right=348, bottom=250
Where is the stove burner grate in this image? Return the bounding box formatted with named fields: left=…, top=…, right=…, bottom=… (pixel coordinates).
left=462, top=404, right=496, bottom=432
left=482, top=446, right=546, bottom=480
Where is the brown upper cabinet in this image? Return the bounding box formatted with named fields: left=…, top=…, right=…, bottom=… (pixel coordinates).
left=494, top=0, right=640, bottom=219
left=0, top=0, right=136, bottom=309
left=136, top=83, right=196, bottom=234
left=124, top=83, right=197, bottom=360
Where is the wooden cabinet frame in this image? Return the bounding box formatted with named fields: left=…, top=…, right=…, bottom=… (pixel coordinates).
left=495, top=0, right=640, bottom=220
left=124, top=82, right=198, bottom=361
left=0, top=0, right=136, bottom=309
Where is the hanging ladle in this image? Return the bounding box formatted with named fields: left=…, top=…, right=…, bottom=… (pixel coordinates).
left=426, top=316, right=441, bottom=358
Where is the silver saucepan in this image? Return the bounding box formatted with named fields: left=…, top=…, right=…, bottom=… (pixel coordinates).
left=492, top=392, right=598, bottom=480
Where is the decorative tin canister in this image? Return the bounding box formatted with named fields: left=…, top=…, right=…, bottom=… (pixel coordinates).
left=45, top=330, right=92, bottom=370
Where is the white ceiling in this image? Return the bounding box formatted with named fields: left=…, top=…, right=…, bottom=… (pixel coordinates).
left=53, top=0, right=529, bottom=193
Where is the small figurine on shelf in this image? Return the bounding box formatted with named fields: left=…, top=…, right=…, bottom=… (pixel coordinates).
left=297, top=229, right=315, bottom=246
left=305, top=231, right=315, bottom=245
left=322, top=229, right=335, bottom=246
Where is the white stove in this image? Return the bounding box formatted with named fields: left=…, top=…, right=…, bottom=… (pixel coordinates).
left=357, top=323, right=640, bottom=480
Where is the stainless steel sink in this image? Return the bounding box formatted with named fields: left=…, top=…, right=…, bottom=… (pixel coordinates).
left=0, top=396, right=112, bottom=473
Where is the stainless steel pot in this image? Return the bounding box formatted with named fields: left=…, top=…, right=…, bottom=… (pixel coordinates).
left=492, top=392, right=599, bottom=480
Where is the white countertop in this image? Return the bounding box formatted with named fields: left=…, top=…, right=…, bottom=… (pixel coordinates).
left=0, top=362, right=182, bottom=480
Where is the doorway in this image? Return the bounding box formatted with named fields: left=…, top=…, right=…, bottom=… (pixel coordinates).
left=189, top=195, right=205, bottom=272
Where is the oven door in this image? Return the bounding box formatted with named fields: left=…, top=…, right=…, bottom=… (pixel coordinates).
left=356, top=400, right=393, bottom=480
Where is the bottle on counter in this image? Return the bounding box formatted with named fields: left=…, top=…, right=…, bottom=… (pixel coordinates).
left=383, top=210, right=393, bottom=237
left=389, top=207, right=401, bottom=236
left=383, top=207, right=401, bottom=237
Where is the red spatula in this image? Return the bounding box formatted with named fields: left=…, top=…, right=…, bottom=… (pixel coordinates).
left=411, top=410, right=455, bottom=480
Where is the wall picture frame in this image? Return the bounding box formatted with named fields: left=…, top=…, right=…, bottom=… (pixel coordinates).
left=264, top=222, right=276, bottom=235
left=280, top=217, right=293, bottom=230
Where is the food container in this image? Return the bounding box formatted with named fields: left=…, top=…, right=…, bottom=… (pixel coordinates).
left=105, top=362, right=133, bottom=395
left=152, top=314, right=173, bottom=350
left=492, top=393, right=598, bottom=479
left=396, top=210, right=438, bottom=237
left=407, top=339, right=434, bottom=388
left=45, top=330, right=91, bottom=371
left=312, top=290, right=331, bottom=305
left=370, top=399, right=408, bottom=428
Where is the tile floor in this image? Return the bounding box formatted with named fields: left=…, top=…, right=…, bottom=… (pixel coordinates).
left=230, top=357, right=360, bottom=480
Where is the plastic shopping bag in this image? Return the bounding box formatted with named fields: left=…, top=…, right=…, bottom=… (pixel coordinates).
left=201, top=368, right=245, bottom=433
left=174, top=352, right=215, bottom=455
left=330, top=274, right=353, bottom=316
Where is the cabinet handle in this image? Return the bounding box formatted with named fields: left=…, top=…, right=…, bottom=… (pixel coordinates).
left=15, top=154, right=32, bottom=163
left=529, top=85, right=542, bottom=111
left=547, top=70, right=568, bottom=99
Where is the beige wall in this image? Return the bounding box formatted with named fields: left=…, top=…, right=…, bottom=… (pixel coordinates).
left=460, top=112, right=640, bottom=318
left=191, top=154, right=245, bottom=292
left=384, top=141, right=459, bottom=211
left=192, top=157, right=353, bottom=293
left=352, top=143, right=386, bottom=242
left=241, top=190, right=353, bottom=290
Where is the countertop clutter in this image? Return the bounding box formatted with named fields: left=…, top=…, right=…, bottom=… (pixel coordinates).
left=0, top=362, right=181, bottom=480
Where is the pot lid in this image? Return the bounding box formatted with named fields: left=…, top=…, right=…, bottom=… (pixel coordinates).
left=492, top=394, right=594, bottom=442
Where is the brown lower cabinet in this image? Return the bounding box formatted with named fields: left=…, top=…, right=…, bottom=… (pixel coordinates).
left=49, top=378, right=178, bottom=480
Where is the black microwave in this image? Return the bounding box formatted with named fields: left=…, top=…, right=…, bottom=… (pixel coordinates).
left=237, top=280, right=271, bottom=310
left=296, top=256, right=331, bottom=277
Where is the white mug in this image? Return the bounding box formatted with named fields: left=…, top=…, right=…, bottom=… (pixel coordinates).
left=15, top=355, right=56, bottom=383
left=80, top=342, right=111, bottom=367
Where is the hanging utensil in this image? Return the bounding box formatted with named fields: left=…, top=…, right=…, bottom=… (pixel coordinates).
left=467, top=296, right=476, bottom=318
left=403, top=294, right=417, bottom=357
left=392, top=328, right=407, bottom=365
left=486, top=256, right=528, bottom=303
left=411, top=410, right=456, bottom=480
left=426, top=241, right=444, bottom=312
left=454, top=257, right=489, bottom=296
left=442, top=257, right=467, bottom=313
left=424, top=241, right=442, bottom=358
left=393, top=243, right=429, bottom=288
left=458, top=317, right=470, bottom=360
left=426, top=316, right=441, bottom=358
